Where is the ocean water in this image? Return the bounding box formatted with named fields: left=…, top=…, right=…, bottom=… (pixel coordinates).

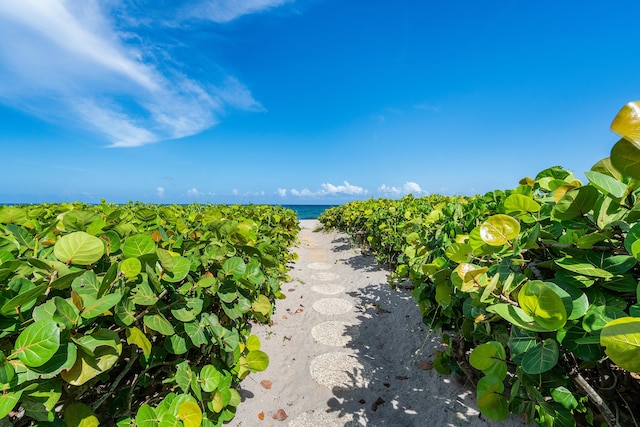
left=280, top=205, right=336, bottom=220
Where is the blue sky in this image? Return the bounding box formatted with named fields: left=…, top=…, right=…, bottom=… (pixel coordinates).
left=0, top=0, right=638, bottom=204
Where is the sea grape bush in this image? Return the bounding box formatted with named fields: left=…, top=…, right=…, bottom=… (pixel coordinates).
left=319, top=102, right=640, bottom=426
left=0, top=202, right=299, bottom=426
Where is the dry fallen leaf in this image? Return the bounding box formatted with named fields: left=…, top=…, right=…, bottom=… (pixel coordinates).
left=260, top=380, right=273, bottom=390
left=418, top=360, right=434, bottom=371
left=258, top=412, right=265, bottom=420
left=282, top=315, right=288, bottom=319
left=371, top=397, right=385, bottom=412
left=396, top=375, right=409, bottom=380
left=272, top=409, right=288, bottom=421
left=294, top=308, right=304, bottom=314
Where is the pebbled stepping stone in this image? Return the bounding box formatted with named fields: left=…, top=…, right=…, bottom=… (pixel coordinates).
left=309, top=352, right=370, bottom=390
left=312, top=298, right=352, bottom=315
left=311, top=320, right=359, bottom=346
left=310, top=272, right=339, bottom=281
left=310, top=283, right=345, bottom=295
left=307, top=262, right=333, bottom=270
left=288, top=410, right=358, bottom=427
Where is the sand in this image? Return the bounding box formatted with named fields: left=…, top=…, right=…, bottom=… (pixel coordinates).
left=231, top=220, right=528, bottom=427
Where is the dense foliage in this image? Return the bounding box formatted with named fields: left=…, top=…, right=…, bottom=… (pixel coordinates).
left=319, top=102, right=640, bottom=426
left=0, top=202, right=299, bottom=426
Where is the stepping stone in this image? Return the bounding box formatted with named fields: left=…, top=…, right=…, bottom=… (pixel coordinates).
left=310, top=272, right=339, bottom=281
left=309, top=352, right=370, bottom=390
left=311, top=320, right=359, bottom=346
left=312, top=298, right=352, bottom=315
left=288, top=410, right=358, bottom=427
left=311, top=283, right=344, bottom=295
left=307, top=262, right=333, bottom=270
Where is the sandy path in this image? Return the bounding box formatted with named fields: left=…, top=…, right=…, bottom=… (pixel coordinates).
left=232, top=220, right=528, bottom=426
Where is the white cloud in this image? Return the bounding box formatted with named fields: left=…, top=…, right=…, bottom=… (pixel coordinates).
left=156, top=186, right=165, bottom=197
left=185, top=0, right=293, bottom=23
left=187, top=188, right=200, bottom=197
left=289, top=181, right=368, bottom=198
left=320, top=181, right=366, bottom=195
left=232, top=189, right=239, bottom=196
left=0, top=0, right=263, bottom=147
left=378, top=181, right=427, bottom=197
left=277, top=188, right=287, bottom=197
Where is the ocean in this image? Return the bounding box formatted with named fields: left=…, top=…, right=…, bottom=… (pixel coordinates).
left=1, top=203, right=336, bottom=220
left=280, top=205, right=336, bottom=220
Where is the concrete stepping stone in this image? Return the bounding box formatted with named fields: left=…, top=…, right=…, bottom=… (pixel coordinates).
left=310, top=283, right=344, bottom=295
left=311, top=320, right=359, bottom=346
left=309, top=352, right=370, bottom=390
left=312, top=298, right=352, bottom=315
left=307, top=262, right=333, bottom=270
left=310, top=272, right=339, bottom=281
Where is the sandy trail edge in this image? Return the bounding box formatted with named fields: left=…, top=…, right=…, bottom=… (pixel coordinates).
left=231, top=220, right=528, bottom=427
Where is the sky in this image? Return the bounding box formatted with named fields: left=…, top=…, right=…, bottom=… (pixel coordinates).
left=1, top=0, right=639, bottom=205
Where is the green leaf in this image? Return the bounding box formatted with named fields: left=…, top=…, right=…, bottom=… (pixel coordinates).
left=445, top=243, right=472, bottom=262
left=624, top=222, right=640, bottom=259
left=74, top=329, right=120, bottom=355
left=1, top=284, right=47, bottom=316
left=600, top=317, right=640, bottom=373
left=125, top=327, right=151, bottom=356
left=551, top=386, right=579, bottom=410
left=503, top=194, right=540, bottom=213
left=64, top=403, right=99, bottom=427
left=71, top=271, right=100, bottom=298
left=0, top=390, right=22, bottom=419
left=121, top=258, right=142, bottom=279
left=131, top=280, right=159, bottom=306
left=161, top=256, right=191, bottom=283
left=136, top=404, right=159, bottom=427
left=144, top=313, right=175, bottom=336
left=31, top=341, right=77, bottom=379
left=552, top=186, right=600, bottom=220
left=0, top=206, right=27, bottom=224
left=479, top=214, right=520, bottom=246
left=508, top=327, right=537, bottom=364
left=61, top=344, right=121, bottom=386
left=13, top=320, right=60, bottom=367
left=487, top=304, right=549, bottom=332
left=54, top=232, right=105, bottom=265
left=611, top=137, right=640, bottom=179
left=199, top=365, right=221, bottom=392
left=80, top=293, right=122, bottom=319
left=469, top=342, right=506, bottom=379
left=122, top=234, right=156, bottom=259
left=251, top=294, right=272, bottom=316
left=584, top=171, right=628, bottom=199
left=222, top=257, right=246, bottom=277
left=555, top=258, right=613, bottom=279
left=245, top=350, right=269, bottom=372
left=583, top=305, right=627, bottom=334
left=518, top=280, right=567, bottom=331
left=477, top=391, right=509, bottom=421
left=521, top=339, right=559, bottom=374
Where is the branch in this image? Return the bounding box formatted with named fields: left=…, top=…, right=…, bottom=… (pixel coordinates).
left=569, top=367, right=621, bottom=427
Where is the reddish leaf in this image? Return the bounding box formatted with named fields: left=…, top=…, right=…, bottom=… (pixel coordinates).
left=260, top=380, right=273, bottom=390
left=418, top=360, right=434, bottom=370
left=272, top=409, right=288, bottom=421
left=294, top=308, right=304, bottom=314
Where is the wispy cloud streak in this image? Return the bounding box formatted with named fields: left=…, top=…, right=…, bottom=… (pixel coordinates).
left=0, top=0, right=266, bottom=147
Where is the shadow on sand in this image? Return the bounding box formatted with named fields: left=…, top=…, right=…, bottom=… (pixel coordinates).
left=319, top=234, right=496, bottom=427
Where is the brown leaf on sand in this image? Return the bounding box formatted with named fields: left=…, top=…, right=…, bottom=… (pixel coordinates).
left=294, top=308, right=304, bottom=314
left=258, top=412, right=265, bottom=420
left=282, top=315, right=288, bottom=319
left=260, top=380, right=273, bottom=390
left=418, top=360, right=434, bottom=371
left=272, top=409, right=288, bottom=421
left=396, top=375, right=409, bottom=380
left=371, top=397, right=385, bottom=412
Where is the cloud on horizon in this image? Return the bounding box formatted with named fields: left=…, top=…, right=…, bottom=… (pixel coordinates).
left=378, top=181, right=427, bottom=197
left=290, top=181, right=368, bottom=198
left=0, top=0, right=271, bottom=148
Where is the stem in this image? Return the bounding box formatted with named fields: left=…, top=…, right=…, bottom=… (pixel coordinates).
left=569, top=368, right=621, bottom=427
left=91, top=346, right=139, bottom=412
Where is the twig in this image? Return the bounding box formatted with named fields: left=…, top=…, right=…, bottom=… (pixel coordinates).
left=569, top=368, right=621, bottom=427
left=92, top=346, right=139, bottom=412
